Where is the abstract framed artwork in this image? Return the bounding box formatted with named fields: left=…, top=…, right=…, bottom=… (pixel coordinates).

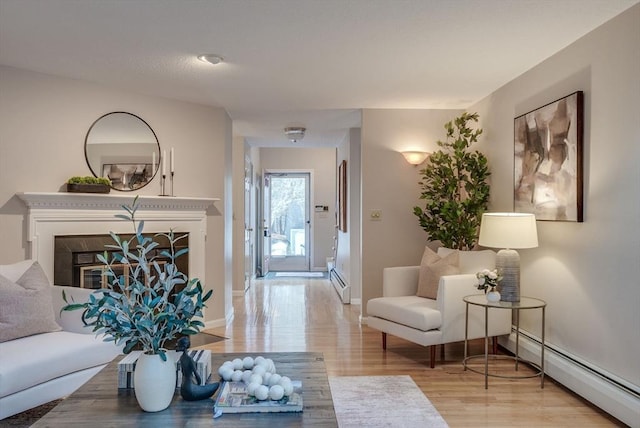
left=102, top=163, right=153, bottom=191
left=514, top=91, right=584, bottom=222
left=338, top=160, right=347, bottom=232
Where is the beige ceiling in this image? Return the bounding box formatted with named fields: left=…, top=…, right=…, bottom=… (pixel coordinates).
left=1, top=0, right=637, bottom=147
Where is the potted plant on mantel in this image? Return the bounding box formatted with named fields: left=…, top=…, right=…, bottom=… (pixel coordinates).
left=413, top=112, right=491, bottom=250
left=62, top=196, right=212, bottom=412
left=66, top=176, right=112, bottom=193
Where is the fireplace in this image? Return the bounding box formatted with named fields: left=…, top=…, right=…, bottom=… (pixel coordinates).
left=54, top=233, right=189, bottom=289
left=16, top=192, right=216, bottom=298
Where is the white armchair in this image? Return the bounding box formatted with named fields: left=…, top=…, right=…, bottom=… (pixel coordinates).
left=366, top=249, right=512, bottom=368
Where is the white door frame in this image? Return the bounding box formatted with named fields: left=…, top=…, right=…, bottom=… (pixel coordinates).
left=263, top=169, right=313, bottom=272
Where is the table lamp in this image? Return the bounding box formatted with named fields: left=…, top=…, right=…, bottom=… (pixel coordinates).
left=478, top=213, right=538, bottom=302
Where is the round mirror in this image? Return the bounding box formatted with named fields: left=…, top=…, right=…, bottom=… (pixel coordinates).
left=85, top=112, right=160, bottom=191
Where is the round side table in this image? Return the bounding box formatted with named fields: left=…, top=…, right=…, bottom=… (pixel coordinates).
left=463, top=294, right=546, bottom=389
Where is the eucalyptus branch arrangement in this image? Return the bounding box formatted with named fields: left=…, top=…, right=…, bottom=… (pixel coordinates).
left=62, top=196, right=212, bottom=360
left=413, top=112, right=491, bottom=250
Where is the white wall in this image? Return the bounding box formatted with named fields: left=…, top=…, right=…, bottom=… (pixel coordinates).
left=0, top=66, right=232, bottom=325
left=471, top=3, right=640, bottom=392
left=335, top=127, right=362, bottom=301
left=360, top=109, right=463, bottom=313
left=259, top=147, right=336, bottom=270
left=232, top=136, right=246, bottom=295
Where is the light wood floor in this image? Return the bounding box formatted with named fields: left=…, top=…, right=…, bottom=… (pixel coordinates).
left=202, top=277, right=624, bottom=427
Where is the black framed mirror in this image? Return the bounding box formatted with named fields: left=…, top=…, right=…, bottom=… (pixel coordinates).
left=84, top=112, right=160, bottom=192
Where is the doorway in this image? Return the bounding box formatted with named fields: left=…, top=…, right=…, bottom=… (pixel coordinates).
left=263, top=172, right=311, bottom=272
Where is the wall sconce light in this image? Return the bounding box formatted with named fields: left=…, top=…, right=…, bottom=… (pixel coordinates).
left=401, top=151, right=429, bottom=166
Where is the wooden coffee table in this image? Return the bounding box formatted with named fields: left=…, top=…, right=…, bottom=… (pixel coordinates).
left=32, top=352, right=337, bottom=427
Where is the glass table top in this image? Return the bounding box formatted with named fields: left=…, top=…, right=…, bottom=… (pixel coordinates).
left=463, top=294, right=546, bottom=309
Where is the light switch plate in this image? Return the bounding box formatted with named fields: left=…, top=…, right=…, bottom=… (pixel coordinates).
left=370, top=209, right=382, bottom=221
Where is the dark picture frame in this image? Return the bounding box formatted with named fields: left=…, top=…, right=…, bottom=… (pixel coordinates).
left=514, top=91, right=584, bottom=222
left=338, top=160, right=347, bottom=232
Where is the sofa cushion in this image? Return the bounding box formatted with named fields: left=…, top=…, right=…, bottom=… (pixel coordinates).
left=416, top=247, right=460, bottom=299
left=367, top=296, right=441, bottom=332
left=437, top=247, right=496, bottom=274
left=0, top=330, right=119, bottom=398
left=0, top=259, right=35, bottom=282
left=0, top=261, right=61, bottom=342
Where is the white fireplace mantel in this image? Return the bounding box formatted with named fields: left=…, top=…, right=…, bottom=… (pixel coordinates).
left=16, top=192, right=218, bottom=211
left=16, top=192, right=218, bottom=290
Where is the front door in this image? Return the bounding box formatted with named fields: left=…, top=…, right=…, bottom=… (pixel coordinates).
left=264, top=172, right=310, bottom=271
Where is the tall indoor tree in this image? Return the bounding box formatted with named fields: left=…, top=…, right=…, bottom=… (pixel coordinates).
left=413, top=112, right=491, bottom=250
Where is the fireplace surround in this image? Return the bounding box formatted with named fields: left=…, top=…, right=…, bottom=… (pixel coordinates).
left=16, top=192, right=217, bottom=299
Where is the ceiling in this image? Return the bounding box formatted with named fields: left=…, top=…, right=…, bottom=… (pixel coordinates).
left=0, top=0, right=636, bottom=148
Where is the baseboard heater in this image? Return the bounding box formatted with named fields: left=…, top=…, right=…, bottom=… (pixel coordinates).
left=500, top=329, right=639, bottom=427
left=329, top=268, right=350, bottom=304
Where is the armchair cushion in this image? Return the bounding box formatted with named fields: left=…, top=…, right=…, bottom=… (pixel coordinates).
left=367, top=296, right=441, bottom=331
left=0, top=261, right=61, bottom=343
left=416, top=247, right=460, bottom=299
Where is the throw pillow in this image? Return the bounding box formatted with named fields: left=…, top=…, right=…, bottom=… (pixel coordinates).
left=416, top=247, right=460, bottom=300
left=0, top=261, right=61, bottom=342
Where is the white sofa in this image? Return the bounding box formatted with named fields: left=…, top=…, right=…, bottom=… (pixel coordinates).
left=0, top=260, right=122, bottom=420
left=367, top=249, right=512, bottom=367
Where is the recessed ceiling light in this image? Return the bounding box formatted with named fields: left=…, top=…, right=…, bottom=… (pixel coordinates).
left=197, top=54, right=224, bottom=65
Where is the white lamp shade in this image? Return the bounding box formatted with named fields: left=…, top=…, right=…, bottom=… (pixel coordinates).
left=478, top=213, right=538, bottom=249
left=401, top=151, right=429, bottom=165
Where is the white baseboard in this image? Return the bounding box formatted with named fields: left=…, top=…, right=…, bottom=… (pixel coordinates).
left=203, top=317, right=227, bottom=329
left=350, top=298, right=361, bottom=305
left=500, top=330, right=639, bottom=428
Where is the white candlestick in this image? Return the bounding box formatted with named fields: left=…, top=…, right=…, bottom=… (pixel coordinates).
left=162, top=150, right=166, bottom=176
left=170, top=147, right=175, bottom=173
left=152, top=152, right=156, bottom=175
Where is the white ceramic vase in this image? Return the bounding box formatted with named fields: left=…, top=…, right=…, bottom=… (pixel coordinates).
left=486, top=288, right=501, bottom=303
left=134, top=352, right=177, bottom=412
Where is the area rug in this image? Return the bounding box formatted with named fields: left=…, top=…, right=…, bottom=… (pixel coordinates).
left=329, top=375, right=448, bottom=428
left=273, top=272, right=325, bottom=278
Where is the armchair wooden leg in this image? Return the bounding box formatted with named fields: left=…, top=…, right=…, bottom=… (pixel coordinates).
left=429, top=345, right=435, bottom=368
left=492, top=336, right=498, bottom=354
left=382, top=332, right=387, bottom=350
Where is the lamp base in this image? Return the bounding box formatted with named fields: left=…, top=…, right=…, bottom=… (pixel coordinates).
left=496, top=249, right=520, bottom=302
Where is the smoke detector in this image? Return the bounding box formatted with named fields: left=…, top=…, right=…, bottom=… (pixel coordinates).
left=284, top=127, right=306, bottom=143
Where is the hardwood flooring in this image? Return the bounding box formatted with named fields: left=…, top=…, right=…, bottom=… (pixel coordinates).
left=201, top=277, right=624, bottom=427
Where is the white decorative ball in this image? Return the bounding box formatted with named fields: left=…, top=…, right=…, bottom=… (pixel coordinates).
left=268, top=373, right=282, bottom=387
left=232, top=358, right=243, bottom=370
left=265, top=359, right=276, bottom=373
left=252, top=365, right=266, bottom=376
left=254, top=356, right=266, bottom=365
left=231, top=370, right=244, bottom=382
left=255, top=385, right=269, bottom=401
left=262, top=372, right=272, bottom=385
left=242, top=356, right=254, bottom=369
left=279, top=376, right=291, bottom=385
left=249, top=373, right=263, bottom=385
left=247, top=381, right=261, bottom=396
left=281, top=381, right=294, bottom=396
left=220, top=367, right=234, bottom=381
left=241, top=370, right=253, bottom=384
left=269, top=384, right=285, bottom=401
